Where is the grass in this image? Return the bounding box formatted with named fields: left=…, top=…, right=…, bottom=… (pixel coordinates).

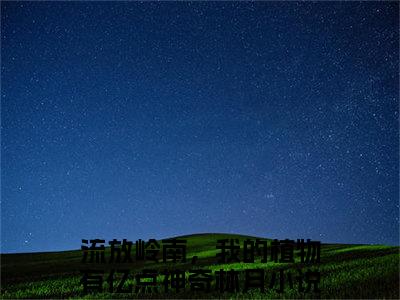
left=1, top=233, right=399, bottom=299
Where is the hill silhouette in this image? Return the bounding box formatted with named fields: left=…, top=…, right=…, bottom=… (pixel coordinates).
left=1, top=233, right=399, bottom=299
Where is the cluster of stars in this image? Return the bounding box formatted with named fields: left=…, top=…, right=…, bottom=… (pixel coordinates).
left=1, top=1, right=398, bottom=253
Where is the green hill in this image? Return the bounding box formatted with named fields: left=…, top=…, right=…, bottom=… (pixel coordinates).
left=1, top=233, right=399, bottom=299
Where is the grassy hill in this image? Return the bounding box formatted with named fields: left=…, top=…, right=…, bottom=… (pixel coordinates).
left=1, top=233, right=399, bottom=299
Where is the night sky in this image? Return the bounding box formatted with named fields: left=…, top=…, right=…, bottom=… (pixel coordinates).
left=1, top=2, right=399, bottom=253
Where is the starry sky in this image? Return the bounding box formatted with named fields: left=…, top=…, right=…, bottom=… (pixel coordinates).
left=1, top=1, right=399, bottom=253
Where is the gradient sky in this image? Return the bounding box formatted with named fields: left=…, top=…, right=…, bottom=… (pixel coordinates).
left=1, top=1, right=399, bottom=253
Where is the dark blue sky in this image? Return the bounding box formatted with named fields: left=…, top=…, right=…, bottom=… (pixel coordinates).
left=1, top=2, right=399, bottom=253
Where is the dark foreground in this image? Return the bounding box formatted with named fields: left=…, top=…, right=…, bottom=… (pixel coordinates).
left=1, top=233, right=399, bottom=299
